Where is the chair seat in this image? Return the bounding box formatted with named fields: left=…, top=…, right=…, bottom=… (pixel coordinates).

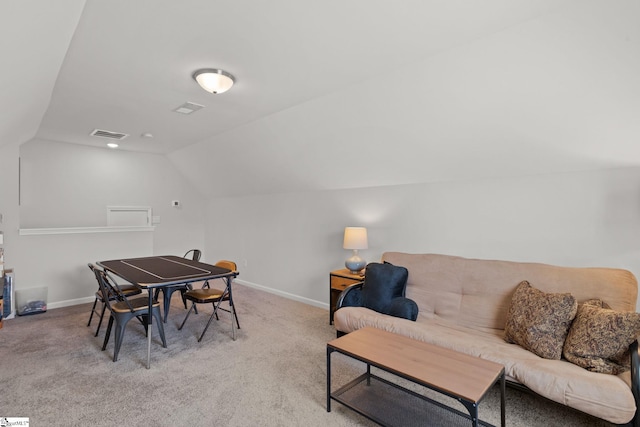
left=91, top=265, right=167, bottom=363
left=178, top=259, right=239, bottom=342
left=95, top=285, right=141, bottom=301
left=120, top=285, right=141, bottom=294
left=183, top=288, right=227, bottom=304
left=111, top=297, right=161, bottom=314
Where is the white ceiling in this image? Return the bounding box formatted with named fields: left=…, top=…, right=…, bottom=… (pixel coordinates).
left=2, top=0, right=639, bottom=198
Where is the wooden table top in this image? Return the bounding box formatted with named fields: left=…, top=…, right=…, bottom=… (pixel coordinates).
left=327, top=327, right=504, bottom=404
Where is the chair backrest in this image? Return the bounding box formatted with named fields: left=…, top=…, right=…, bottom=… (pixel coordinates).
left=89, top=263, right=111, bottom=297
left=92, top=267, right=115, bottom=307
left=184, top=249, right=202, bottom=261
left=200, top=260, right=237, bottom=290
left=215, top=260, right=237, bottom=272
left=92, top=267, right=136, bottom=313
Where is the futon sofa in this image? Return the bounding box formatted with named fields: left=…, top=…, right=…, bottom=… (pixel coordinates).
left=334, top=252, right=640, bottom=425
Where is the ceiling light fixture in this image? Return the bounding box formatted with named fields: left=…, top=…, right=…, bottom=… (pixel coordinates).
left=192, top=68, right=235, bottom=94
left=107, top=142, right=119, bottom=149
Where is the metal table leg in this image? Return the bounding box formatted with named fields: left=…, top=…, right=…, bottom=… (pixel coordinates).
left=327, top=347, right=333, bottom=412
left=500, top=371, right=506, bottom=427
left=228, top=277, right=236, bottom=340
left=147, top=288, right=152, bottom=369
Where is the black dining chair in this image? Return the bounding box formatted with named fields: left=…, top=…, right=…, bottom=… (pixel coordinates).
left=154, top=249, right=202, bottom=322
left=86, top=263, right=142, bottom=337
left=178, top=260, right=240, bottom=342
left=92, top=266, right=167, bottom=362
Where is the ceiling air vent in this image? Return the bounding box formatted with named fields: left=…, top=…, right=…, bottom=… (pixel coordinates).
left=90, top=129, right=129, bottom=140
left=173, top=101, right=205, bottom=115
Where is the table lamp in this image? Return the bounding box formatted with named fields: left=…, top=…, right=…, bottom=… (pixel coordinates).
left=343, top=227, right=368, bottom=274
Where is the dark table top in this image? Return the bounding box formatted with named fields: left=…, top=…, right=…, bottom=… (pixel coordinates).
left=98, top=255, right=235, bottom=288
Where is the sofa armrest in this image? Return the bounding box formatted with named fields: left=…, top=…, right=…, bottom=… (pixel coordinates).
left=336, top=281, right=364, bottom=310
left=631, top=340, right=640, bottom=427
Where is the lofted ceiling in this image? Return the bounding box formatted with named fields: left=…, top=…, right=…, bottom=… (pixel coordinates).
left=2, top=0, right=639, bottom=198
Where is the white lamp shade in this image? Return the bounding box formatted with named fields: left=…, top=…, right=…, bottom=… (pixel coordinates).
left=193, top=69, right=235, bottom=94
left=343, top=227, right=368, bottom=250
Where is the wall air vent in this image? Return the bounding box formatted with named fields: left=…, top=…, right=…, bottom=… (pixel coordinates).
left=90, top=129, right=129, bottom=140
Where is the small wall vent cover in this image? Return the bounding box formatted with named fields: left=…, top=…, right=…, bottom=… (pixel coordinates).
left=173, top=102, right=205, bottom=115
left=90, top=129, right=129, bottom=140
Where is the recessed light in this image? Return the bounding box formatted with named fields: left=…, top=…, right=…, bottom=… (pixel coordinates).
left=107, top=143, right=119, bottom=149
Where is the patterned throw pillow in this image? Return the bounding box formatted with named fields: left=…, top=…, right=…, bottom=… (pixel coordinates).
left=504, top=281, right=578, bottom=360
left=563, top=299, right=640, bottom=375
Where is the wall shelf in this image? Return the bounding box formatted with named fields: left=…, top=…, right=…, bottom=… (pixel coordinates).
left=19, top=226, right=154, bottom=236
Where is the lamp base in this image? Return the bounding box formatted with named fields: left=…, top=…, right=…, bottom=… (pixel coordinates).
left=345, top=252, right=366, bottom=275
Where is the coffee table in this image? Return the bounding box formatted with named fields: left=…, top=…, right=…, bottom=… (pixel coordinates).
left=327, top=327, right=505, bottom=427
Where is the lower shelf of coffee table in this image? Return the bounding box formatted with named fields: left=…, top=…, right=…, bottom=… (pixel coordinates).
left=331, top=373, right=495, bottom=427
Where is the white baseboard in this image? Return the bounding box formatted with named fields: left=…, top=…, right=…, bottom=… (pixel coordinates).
left=26, top=284, right=329, bottom=312
left=47, top=296, right=95, bottom=310
left=234, top=279, right=329, bottom=311
left=2, top=296, right=94, bottom=320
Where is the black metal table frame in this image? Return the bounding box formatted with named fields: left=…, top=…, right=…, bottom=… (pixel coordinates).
left=327, top=346, right=506, bottom=427
left=98, top=256, right=238, bottom=369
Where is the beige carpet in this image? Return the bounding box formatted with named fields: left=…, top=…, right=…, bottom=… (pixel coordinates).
left=0, top=284, right=614, bottom=426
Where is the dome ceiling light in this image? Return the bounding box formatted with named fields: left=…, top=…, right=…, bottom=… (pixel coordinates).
left=192, top=68, right=235, bottom=94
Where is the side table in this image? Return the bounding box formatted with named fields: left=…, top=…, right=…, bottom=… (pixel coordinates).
left=329, top=269, right=364, bottom=324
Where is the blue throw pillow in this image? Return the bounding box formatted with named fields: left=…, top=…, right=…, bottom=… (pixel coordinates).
left=362, top=262, right=409, bottom=314
left=341, top=287, right=363, bottom=307
left=387, top=297, right=419, bottom=321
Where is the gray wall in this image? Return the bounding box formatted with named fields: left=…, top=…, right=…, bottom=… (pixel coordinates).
left=2, top=140, right=640, bottom=310
left=168, top=1, right=639, bottom=200
left=20, top=138, right=205, bottom=235
left=0, top=142, right=20, bottom=272
left=166, top=0, right=640, bottom=311
left=1, top=0, right=639, bottom=311
left=205, top=168, right=640, bottom=310
left=0, top=139, right=206, bottom=308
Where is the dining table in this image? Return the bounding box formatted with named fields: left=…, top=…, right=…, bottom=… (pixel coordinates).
left=97, top=255, right=238, bottom=368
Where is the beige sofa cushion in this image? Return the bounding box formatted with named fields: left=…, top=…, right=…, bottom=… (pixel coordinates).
left=334, top=306, right=636, bottom=424
left=504, top=281, right=577, bottom=360
left=381, top=252, right=637, bottom=331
